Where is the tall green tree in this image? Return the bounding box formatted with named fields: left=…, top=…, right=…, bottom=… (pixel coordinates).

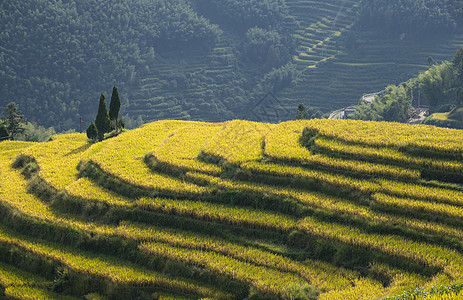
left=2, top=102, right=25, bottom=140
left=0, top=124, right=9, bottom=141
left=109, top=85, right=121, bottom=130
left=94, top=93, right=110, bottom=141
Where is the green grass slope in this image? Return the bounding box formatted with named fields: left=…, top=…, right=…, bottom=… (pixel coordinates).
left=2, top=120, right=463, bottom=299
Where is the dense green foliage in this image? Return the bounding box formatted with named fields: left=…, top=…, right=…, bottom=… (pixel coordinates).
left=354, top=84, right=413, bottom=122
left=0, top=124, right=9, bottom=141
left=0, top=0, right=220, bottom=130
left=109, top=86, right=121, bottom=125
left=1, top=102, right=25, bottom=140
left=1, top=0, right=463, bottom=130
left=357, top=0, right=463, bottom=37
left=86, top=122, right=98, bottom=141
left=354, top=45, right=463, bottom=124
left=94, top=93, right=110, bottom=141
left=195, top=0, right=292, bottom=33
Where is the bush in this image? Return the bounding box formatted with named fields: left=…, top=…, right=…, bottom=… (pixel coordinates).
left=86, top=122, right=98, bottom=140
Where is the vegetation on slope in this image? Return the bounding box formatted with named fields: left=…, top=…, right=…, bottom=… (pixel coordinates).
left=3, top=0, right=463, bottom=129
left=1, top=120, right=463, bottom=299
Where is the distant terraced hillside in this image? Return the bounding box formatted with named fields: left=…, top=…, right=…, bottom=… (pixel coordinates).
left=3, top=0, right=463, bottom=129
left=278, top=0, right=463, bottom=114
left=2, top=120, right=463, bottom=299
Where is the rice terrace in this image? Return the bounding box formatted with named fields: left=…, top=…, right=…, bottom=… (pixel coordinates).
left=0, top=119, right=463, bottom=299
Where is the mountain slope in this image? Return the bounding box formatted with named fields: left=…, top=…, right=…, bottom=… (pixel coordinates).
left=2, top=0, right=463, bottom=130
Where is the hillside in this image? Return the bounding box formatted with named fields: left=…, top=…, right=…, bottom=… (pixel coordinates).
left=2, top=0, right=463, bottom=130
left=1, top=120, right=463, bottom=299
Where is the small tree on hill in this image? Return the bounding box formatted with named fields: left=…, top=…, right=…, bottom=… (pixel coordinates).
left=296, top=103, right=309, bottom=119
left=0, top=124, right=9, bottom=141
left=95, top=93, right=110, bottom=141
left=296, top=103, right=323, bottom=120
left=2, top=102, right=25, bottom=140
left=86, top=122, right=98, bottom=141
left=109, top=85, right=121, bottom=131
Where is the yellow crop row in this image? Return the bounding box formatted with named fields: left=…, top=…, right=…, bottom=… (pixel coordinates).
left=297, top=217, right=463, bottom=279
left=6, top=142, right=463, bottom=296
left=318, top=278, right=385, bottom=300
left=264, top=121, right=420, bottom=179
left=149, top=122, right=223, bottom=175
left=314, top=137, right=463, bottom=172
left=200, top=120, right=274, bottom=165
left=88, top=120, right=209, bottom=196
left=1, top=150, right=347, bottom=295
left=199, top=164, right=463, bottom=244
left=377, top=179, right=463, bottom=206
left=118, top=221, right=357, bottom=292
left=373, top=193, right=463, bottom=220
left=0, top=261, right=49, bottom=288
left=140, top=241, right=307, bottom=297
left=304, top=119, right=463, bottom=153
left=64, top=178, right=133, bottom=207
left=4, top=286, right=80, bottom=300
left=0, top=225, right=224, bottom=298
left=6, top=145, right=462, bottom=298
left=21, top=133, right=107, bottom=190
left=241, top=161, right=380, bottom=193
left=0, top=140, right=35, bottom=151
left=136, top=196, right=297, bottom=232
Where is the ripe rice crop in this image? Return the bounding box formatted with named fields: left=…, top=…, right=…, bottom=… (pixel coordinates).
left=305, top=119, right=463, bottom=154
left=314, top=137, right=463, bottom=173
left=136, top=197, right=297, bottom=232
left=140, top=241, right=307, bottom=297
left=200, top=120, right=274, bottom=165
left=4, top=118, right=463, bottom=299
left=149, top=122, right=222, bottom=175
left=0, top=261, right=49, bottom=288
left=88, top=120, right=209, bottom=196
left=265, top=121, right=420, bottom=180
left=21, top=133, right=107, bottom=190
left=0, top=225, right=225, bottom=298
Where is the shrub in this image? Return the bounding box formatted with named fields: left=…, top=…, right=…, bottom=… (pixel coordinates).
left=86, top=122, right=98, bottom=141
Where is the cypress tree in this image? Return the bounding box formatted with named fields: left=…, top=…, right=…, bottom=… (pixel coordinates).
left=109, top=85, right=121, bottom=124
left=0, top=124, right=9, bottom=141
left=86, top=122, right=98, bottom=140
left=94, top=93, right=110, bottom=141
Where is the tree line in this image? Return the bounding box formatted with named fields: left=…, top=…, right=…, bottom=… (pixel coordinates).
left=357, top=0, right=463, bottom=38
left=354, top=45, right=463, bottom=123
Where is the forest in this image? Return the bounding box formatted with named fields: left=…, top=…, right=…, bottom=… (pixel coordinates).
left=1, top=0, right=463, bottom=131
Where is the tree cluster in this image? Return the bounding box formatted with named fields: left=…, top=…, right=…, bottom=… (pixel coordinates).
left=354, top=84, right=412, bottom=123
left=87, top=86, right=123, bottom=141
left=357, top=0, right=460, bottom=38
left=354, top=45, right=463, bottom=123
left=195, top=0, right=291, bottom=33
left=295, top=103, right=323, bottom=120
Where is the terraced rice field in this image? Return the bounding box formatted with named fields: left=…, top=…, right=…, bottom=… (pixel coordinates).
left=2, top=119, right=463, bottom=299
left=278, top=0, right=463, bottom=115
